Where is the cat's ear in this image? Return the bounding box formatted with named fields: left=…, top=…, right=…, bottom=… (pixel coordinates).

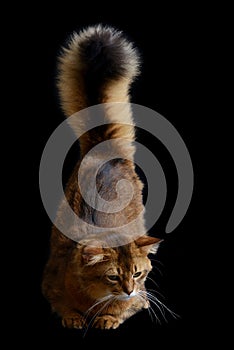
left=135, top=236, right=162, bottom=254
left=77, top=240, right=110, bottom=266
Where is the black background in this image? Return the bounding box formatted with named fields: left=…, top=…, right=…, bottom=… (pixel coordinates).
left=16, top=3, right=222, bottom=349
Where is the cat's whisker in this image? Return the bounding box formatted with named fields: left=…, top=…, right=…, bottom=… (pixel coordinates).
left=86, top=297, right=115, bottom=333
left=147, top=306, right=156, bottom=323
left=137, top=292, right=161, bottom=324
left=151, top=265, right=163, bottom=276
left=147, top=304, right=161, bottom=324
left=83, top=295, right=113, bottom=324
left=85, top=295, right=113, bottom=314
left=144, top=290, right=180, bottom=320
left=139, top=290, right=179, bottom=324
left=149, top=258, right=165, bottom=268
left=146, top=288, right=166, bottom=300
left=139, top=290, right=166, bottom=322
left=146, top=276, right=161, bottom=289
left=83, top=295, right=116, bottom=336
left=148, top=291, right=179, bottom=320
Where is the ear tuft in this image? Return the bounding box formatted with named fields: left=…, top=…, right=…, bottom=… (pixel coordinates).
left=77, top=240, right=110, bottom=265
left=135, top=236, right=163, bottom=255
left=82, top=246, right=105, bottom=265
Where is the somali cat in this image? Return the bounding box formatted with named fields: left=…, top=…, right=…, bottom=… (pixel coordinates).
left=42, top=24, right=162, bottom=330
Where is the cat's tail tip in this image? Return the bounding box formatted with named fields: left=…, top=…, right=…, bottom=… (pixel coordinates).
left=57, top=24, right=141, bottom=116
left=70, top=23, right=140, bottom=82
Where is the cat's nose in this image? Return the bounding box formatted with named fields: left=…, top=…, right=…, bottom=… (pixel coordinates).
left=126, top=290, right=133, bottom=296
left=123, top=286, right=134, bottom=295
left=122, top=281, right=134, bottom=296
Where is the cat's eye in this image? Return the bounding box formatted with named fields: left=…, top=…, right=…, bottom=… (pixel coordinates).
left=133, top=272, right=142, bottom=278
left=107, top=275, right=119, bottom=281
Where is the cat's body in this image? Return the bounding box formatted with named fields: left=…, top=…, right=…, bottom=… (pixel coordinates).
left=42, top=24, right=161, bottom=330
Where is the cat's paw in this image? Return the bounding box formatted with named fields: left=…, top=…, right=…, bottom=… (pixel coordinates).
left=93, top=315, right=120, bottom=329
left=143, top=299, right=150, bottom=309
left=62, top=314, right=86, bottom=329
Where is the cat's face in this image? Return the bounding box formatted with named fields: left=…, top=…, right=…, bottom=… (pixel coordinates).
left=74, top=236, right=160, bottom=302
left=90, top=249, right=152, bottom=301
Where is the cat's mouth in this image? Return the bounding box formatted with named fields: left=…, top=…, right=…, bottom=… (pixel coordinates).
left=116, top=291, right=137, bottom=301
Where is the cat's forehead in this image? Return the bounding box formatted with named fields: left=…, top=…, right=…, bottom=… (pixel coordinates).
left=109, top=244, right=149, bottom=271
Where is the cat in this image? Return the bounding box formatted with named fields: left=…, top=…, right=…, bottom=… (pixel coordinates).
left=42, top=24, right=162, bottom=330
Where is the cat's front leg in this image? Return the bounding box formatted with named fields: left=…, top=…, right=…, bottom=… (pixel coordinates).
left=92, top=315, right=121, bottom=329
left=62, top=312, right=87, bottom=329
left=143, top=298, right=150, bottom=309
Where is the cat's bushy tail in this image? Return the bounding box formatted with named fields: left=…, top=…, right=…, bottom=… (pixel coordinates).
left=57, top=24, right=140, bottom=156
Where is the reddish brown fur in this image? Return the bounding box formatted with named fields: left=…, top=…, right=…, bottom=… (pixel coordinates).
left=42, top=25, right=161, bottom=330
left=42, top=231, right=160, bottom=329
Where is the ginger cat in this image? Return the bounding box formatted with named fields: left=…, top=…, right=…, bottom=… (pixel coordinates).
left=42, top=24, right=161, bottom=330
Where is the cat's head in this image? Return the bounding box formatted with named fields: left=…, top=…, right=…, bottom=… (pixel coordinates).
left=73, top=235, right=161, bottom=302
